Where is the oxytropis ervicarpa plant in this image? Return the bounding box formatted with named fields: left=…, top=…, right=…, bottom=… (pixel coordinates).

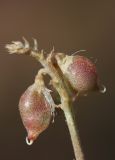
left=6, top=38, right=106, bottom=160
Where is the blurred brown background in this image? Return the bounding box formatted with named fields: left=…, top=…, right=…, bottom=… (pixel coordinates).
left=0, top=0, right=115, bottom=160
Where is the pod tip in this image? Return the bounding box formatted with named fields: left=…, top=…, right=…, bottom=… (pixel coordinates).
left=99, top=84, right=106, bottom=93
left=26, top=136, right=33, bottom=146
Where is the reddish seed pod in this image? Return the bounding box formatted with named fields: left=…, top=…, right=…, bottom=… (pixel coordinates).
left=56, top=54, right=103, bottom=95
left=19, top=84, right=52, bottom=145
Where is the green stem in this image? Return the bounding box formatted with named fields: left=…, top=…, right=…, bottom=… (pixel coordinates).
left=63, top=101, right=84, bottom=160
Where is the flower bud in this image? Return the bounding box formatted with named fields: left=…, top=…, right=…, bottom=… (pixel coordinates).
left=56, top=54, right=102, bottom=95
left=19, top=84, right=52, bottom=145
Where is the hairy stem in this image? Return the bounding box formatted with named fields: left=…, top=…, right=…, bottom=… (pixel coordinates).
left=63, top=100, right=84, bottom=160
left=45, top=54, right=84, bottom=160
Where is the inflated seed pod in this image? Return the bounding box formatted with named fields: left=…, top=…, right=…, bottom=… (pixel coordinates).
left=19, top=84, right=52, bottom=145
left=56, top=54, right=104, bottom=95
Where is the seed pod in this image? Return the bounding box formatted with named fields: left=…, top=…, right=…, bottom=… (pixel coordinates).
left=56, top=54, right=102, bottom=95
left=19, top=84, right=52, bottom=145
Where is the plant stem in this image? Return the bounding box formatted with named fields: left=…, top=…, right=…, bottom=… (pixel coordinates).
left=45, top=54, right=84, bottom=160
left=63, top=101, right=84, bottom=160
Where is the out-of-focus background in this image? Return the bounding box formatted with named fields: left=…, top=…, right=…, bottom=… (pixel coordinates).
left=0, top=0, right=115, bottom=160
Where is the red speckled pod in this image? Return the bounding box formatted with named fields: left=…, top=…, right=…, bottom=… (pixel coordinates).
left=56, top=54, right=101, bottom=95
left=19, top=84, right=51, bottom=145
